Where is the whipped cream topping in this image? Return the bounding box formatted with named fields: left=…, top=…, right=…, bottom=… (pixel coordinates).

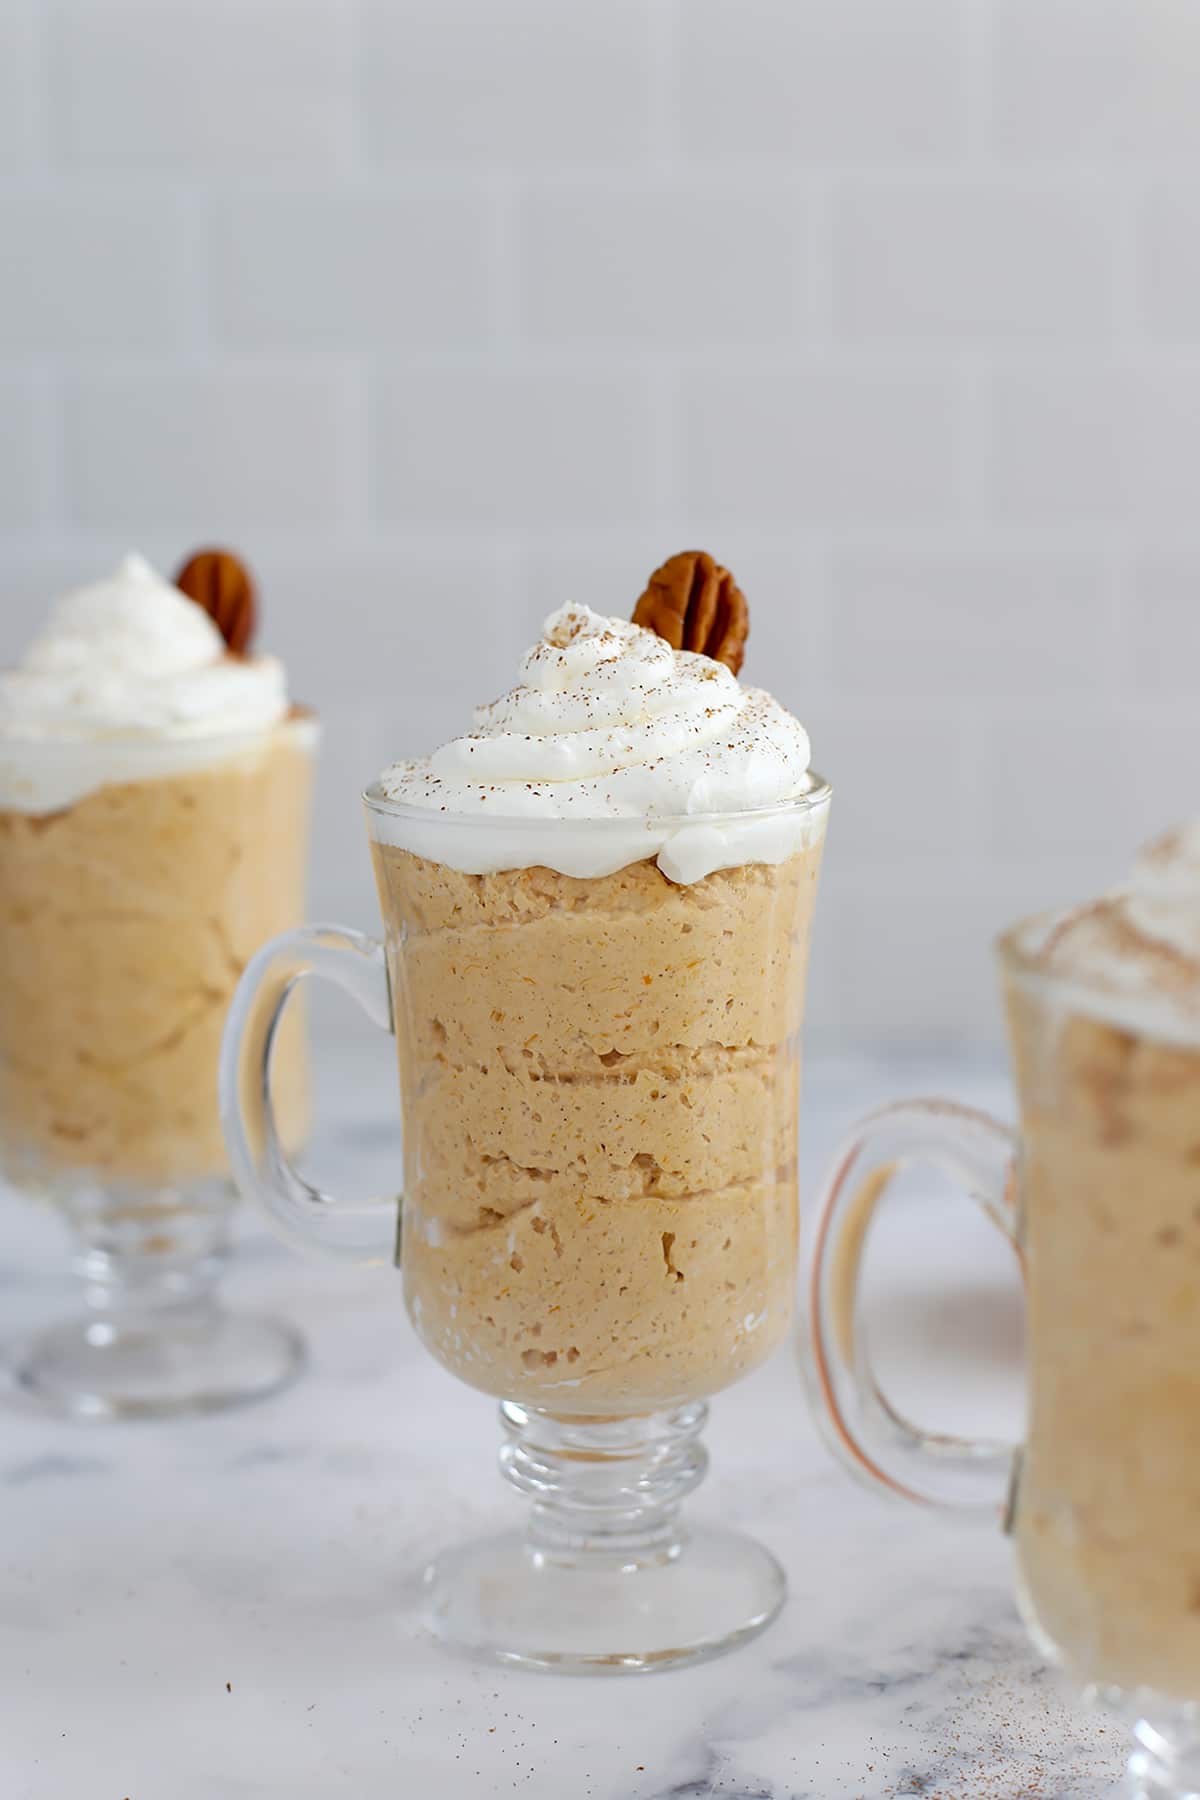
left=371, top=604, right=821, bottom=883
left=0, top=553, right=296, bottom=813
left=1011, top=823, right=1200, bottom=1045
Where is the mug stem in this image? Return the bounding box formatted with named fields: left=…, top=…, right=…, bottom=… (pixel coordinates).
left=67, top=1176, right=232, bottom=1310
left=501, top=1400, right=708, bottom=1561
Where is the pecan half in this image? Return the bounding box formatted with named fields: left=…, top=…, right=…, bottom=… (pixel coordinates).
left=631, top=550, right=748, bottom=674
left=174, top=549, right=257, bottom=655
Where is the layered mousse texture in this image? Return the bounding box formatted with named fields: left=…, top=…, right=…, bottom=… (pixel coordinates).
left=0, top=555, right=311, bottom=1192
left=1006, top=826, right=1200, bottom=1699
left=370, top=600, right=826, bottom=1415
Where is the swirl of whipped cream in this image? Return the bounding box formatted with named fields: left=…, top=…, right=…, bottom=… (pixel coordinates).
left=0, top=553, right=295, bottom=813
left=1012, top=822, right=1200, bottom=1045
left=372, top=604, right=819, bottom=883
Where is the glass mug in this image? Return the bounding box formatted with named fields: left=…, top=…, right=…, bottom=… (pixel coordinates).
left=807, top=917, right=1200, bottom=1798
left=0, top=722, right=316, bottom=1419
left=221, top=781, right=830, bottom=1672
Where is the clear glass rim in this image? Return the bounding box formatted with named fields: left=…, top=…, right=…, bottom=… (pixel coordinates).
left=360, top=771, right=831, bottom=832
left=0, top=708, right=318, bottom=759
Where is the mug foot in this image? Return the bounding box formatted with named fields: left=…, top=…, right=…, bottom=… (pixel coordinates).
left=10, top=1306, right=304, bottom=1420
left=423, top=1523, right=785, bottom=1674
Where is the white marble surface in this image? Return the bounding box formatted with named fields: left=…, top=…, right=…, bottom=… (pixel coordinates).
left=1, top=1048, right=1125, bottom=1800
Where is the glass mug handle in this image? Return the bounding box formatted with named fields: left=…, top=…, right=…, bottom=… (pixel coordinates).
left=807, top=1100, right=1022, bottom=1513
left=219, top=925, right=398, bottom=1263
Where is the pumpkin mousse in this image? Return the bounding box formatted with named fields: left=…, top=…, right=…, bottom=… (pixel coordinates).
left=0, top=552, right=313, bottom=1194
left=368, top=557, right=828, bottom=1416
left=1004, top=827, right=1200, bottom=1699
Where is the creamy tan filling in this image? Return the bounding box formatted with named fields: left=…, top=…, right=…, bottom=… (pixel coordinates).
left=373, top=839, right=824, bottom=1415
left=0, top=729, right=311, bottom=1191
left=1008, top=990, right=1200, bottom=1699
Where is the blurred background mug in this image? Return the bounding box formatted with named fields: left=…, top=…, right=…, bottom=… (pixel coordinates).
left=807, top=914, right=1200, bottom=1800
left=0, top=712, right=316, bottom=1420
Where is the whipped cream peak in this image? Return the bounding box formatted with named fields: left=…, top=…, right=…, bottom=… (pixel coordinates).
left=0, top=552, right=296, bottom=813
left=542, top=601, right=615, bottom=650
left=1012, top=823, right=1200, bottom=1045
left=21, top=552, right=224, bottom=681
left=1132, top=822, right=1200, bottom=897
left=372, top=604, right=820, bottom=883
left=1122, top=819, right=1200, bottom=971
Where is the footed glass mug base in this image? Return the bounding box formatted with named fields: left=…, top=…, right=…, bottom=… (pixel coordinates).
left=8, top=1176, right=304, bottom=1421
left=427, top=1527, right=784, bottom=1675
left=424, top=1401, right=785, bottom=1674
left=12, top=1306, right=303, bottom=1423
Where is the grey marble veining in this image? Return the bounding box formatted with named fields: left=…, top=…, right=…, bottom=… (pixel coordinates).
left=0, top=1051, right=1124, bottom=1799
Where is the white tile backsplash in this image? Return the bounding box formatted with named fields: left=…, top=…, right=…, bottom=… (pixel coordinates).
left=518, top=179, right=813, bottom=347
left=0, top=377, right=44, bottom=528
left=214, top=185, right=495, bottom=350
left=988, top=0, right=1200, bottom=159
left=0, top=1, right=38, bottom=167
left=1127, top=557, right=1200, bottom=696
left=988, top=364, right=1200, bottom=525
left=63, top=365, right=354, bottom=529
left=47, top=0, right=358, bottom=166
left=1139, top=185, right=1200, bottom=339
left=980, top=711, right=1174, bottom=859
left=830, top=549, right=1116, bottom=698
left=678, top=368, right=964, bottom=525
left=249, top=545, right=517, bottom=710
left=832, top=180, right=1120, bottom=341
left=0, top=186, right=187, bottom=352
left=800, top=704, right=978, bottom=863
left=985, top=367, right=1130, bottom=523
left=987, top=0, right=1137, bottom=159
left=679, top=0, right=968, bottom=161
left=825, top=879, right=1009, bottom=1049
left=363, top=0, right=653, bottom=163
left=371, top=367, right=657, bottom=526
left=3, top=0, right=1199, bottom=1047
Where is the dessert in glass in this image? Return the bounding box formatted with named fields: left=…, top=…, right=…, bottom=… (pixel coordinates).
left=0, top=551, right=315, bottom=1418
left=807, top=827, right=1200, bottom=1796
left=222, top=552, right=830, bottom=1671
